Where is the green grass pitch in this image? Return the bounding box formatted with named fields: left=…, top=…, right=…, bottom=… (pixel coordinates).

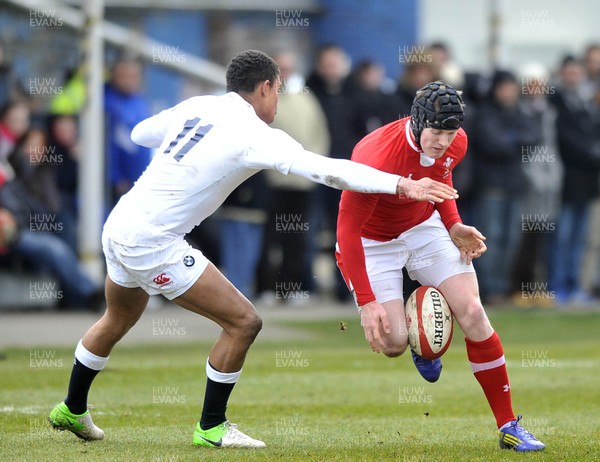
left=1, top=309, right=599, bottom=461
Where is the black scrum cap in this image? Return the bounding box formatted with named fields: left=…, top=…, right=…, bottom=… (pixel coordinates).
left=410, top=81, right=465, bottom=146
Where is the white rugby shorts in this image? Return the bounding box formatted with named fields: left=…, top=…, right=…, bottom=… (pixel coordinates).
left=102, top=234, right=209, bottom=300
left=340, top=210, right=475, bottom=305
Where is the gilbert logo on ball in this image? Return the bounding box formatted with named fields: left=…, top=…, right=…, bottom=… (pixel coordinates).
left=405, top=286, right=454, bottom=360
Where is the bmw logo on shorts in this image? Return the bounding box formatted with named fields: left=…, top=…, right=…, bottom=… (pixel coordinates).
left=183, top=255, right=195, bottom=267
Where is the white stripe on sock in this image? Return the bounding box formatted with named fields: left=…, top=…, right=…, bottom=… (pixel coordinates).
left=206, top=358, right=241, bottom=384
left=469, top=355, right=505, bottom=373
left=74, top=339, right=109, bottom=371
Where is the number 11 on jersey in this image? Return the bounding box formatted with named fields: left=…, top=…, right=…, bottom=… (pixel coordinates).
left=164, top=118, right=214, bottom=162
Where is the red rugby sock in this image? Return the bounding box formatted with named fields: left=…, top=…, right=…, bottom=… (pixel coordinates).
left=465, top=331, right=516, bottom=428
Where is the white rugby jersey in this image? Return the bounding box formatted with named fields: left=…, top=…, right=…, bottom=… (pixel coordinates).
left=103, top=92, right=400, bottom=247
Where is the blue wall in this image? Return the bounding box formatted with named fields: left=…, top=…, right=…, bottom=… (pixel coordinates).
left=313, top=0, right=418, bottom=80
left=136, top=2, right=418, bottom=106
left=144, top=11, right=208, bottom=109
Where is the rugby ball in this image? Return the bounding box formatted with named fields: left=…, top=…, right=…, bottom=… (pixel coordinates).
left=405, top=286, right=454, bottom=360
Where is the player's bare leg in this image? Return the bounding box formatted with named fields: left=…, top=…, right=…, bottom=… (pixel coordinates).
left=376, top=298, right=409, bottom=358
left=371, top=297, right=441, bottom=382
left=174, top=262, right=262, bottom=373
left=437, top=272, right=492, bottom=342
left=83, top=277, right=150, bottom=356
left=173, top=262, right=265, bottom=448
left=49, top=277, right=149, bottom=440
left=438, top=272, right=545, bottom=451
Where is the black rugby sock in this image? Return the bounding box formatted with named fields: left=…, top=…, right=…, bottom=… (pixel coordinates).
left=199, top=361, right=240, bottom=430
left=199, top=377, right=236, bottom=430
left=64, top=358, right=100, bottom=415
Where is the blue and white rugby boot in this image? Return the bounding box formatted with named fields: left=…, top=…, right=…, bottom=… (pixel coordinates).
left=411, top=349, right=442, bottom=383
left=499, top=415, right=545, bottom=452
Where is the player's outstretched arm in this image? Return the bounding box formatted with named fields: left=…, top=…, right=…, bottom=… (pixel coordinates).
left=288, top=152, right=399, bottom=194
left=289, top=152, right=458, bottom=201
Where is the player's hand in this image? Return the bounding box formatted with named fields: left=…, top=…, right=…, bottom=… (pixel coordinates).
left=359, top=300, right=391, bottom=353
left=397, top=177, right=458, bottom=203
left=449, top=223, right=487, bottom=264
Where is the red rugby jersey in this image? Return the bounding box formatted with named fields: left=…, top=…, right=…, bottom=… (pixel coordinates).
left=336, top=117, right=467, bottom=306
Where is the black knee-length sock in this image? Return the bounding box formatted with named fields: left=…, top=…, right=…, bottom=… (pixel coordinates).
left=199, top=360, right=240, bottom=430
left=64, top=358, right=101, bottom=415
left=200, top=377, right=236, bottom=430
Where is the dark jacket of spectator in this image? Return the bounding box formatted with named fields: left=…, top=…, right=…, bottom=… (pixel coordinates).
left=10, top=129, right=62, bottom=214
left=305, top=72, right=366, bottom=159
left=552, top=86, right=600, bottom=203
left=0, top=173, right=49, bottom=233
left=471, top=73, right=541, bottom=195
left=351, top=60, right=397, bottom=133
left=46, top=115, right=79, bottom=211
left=394, top=83, right=417, bottom=120
left=220, top=172, right=268, bottom=224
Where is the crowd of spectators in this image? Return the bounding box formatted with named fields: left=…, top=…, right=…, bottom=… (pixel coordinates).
left=1, top=40, right=600, bottom=309
left=0, top=49, right=149, bottom=310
